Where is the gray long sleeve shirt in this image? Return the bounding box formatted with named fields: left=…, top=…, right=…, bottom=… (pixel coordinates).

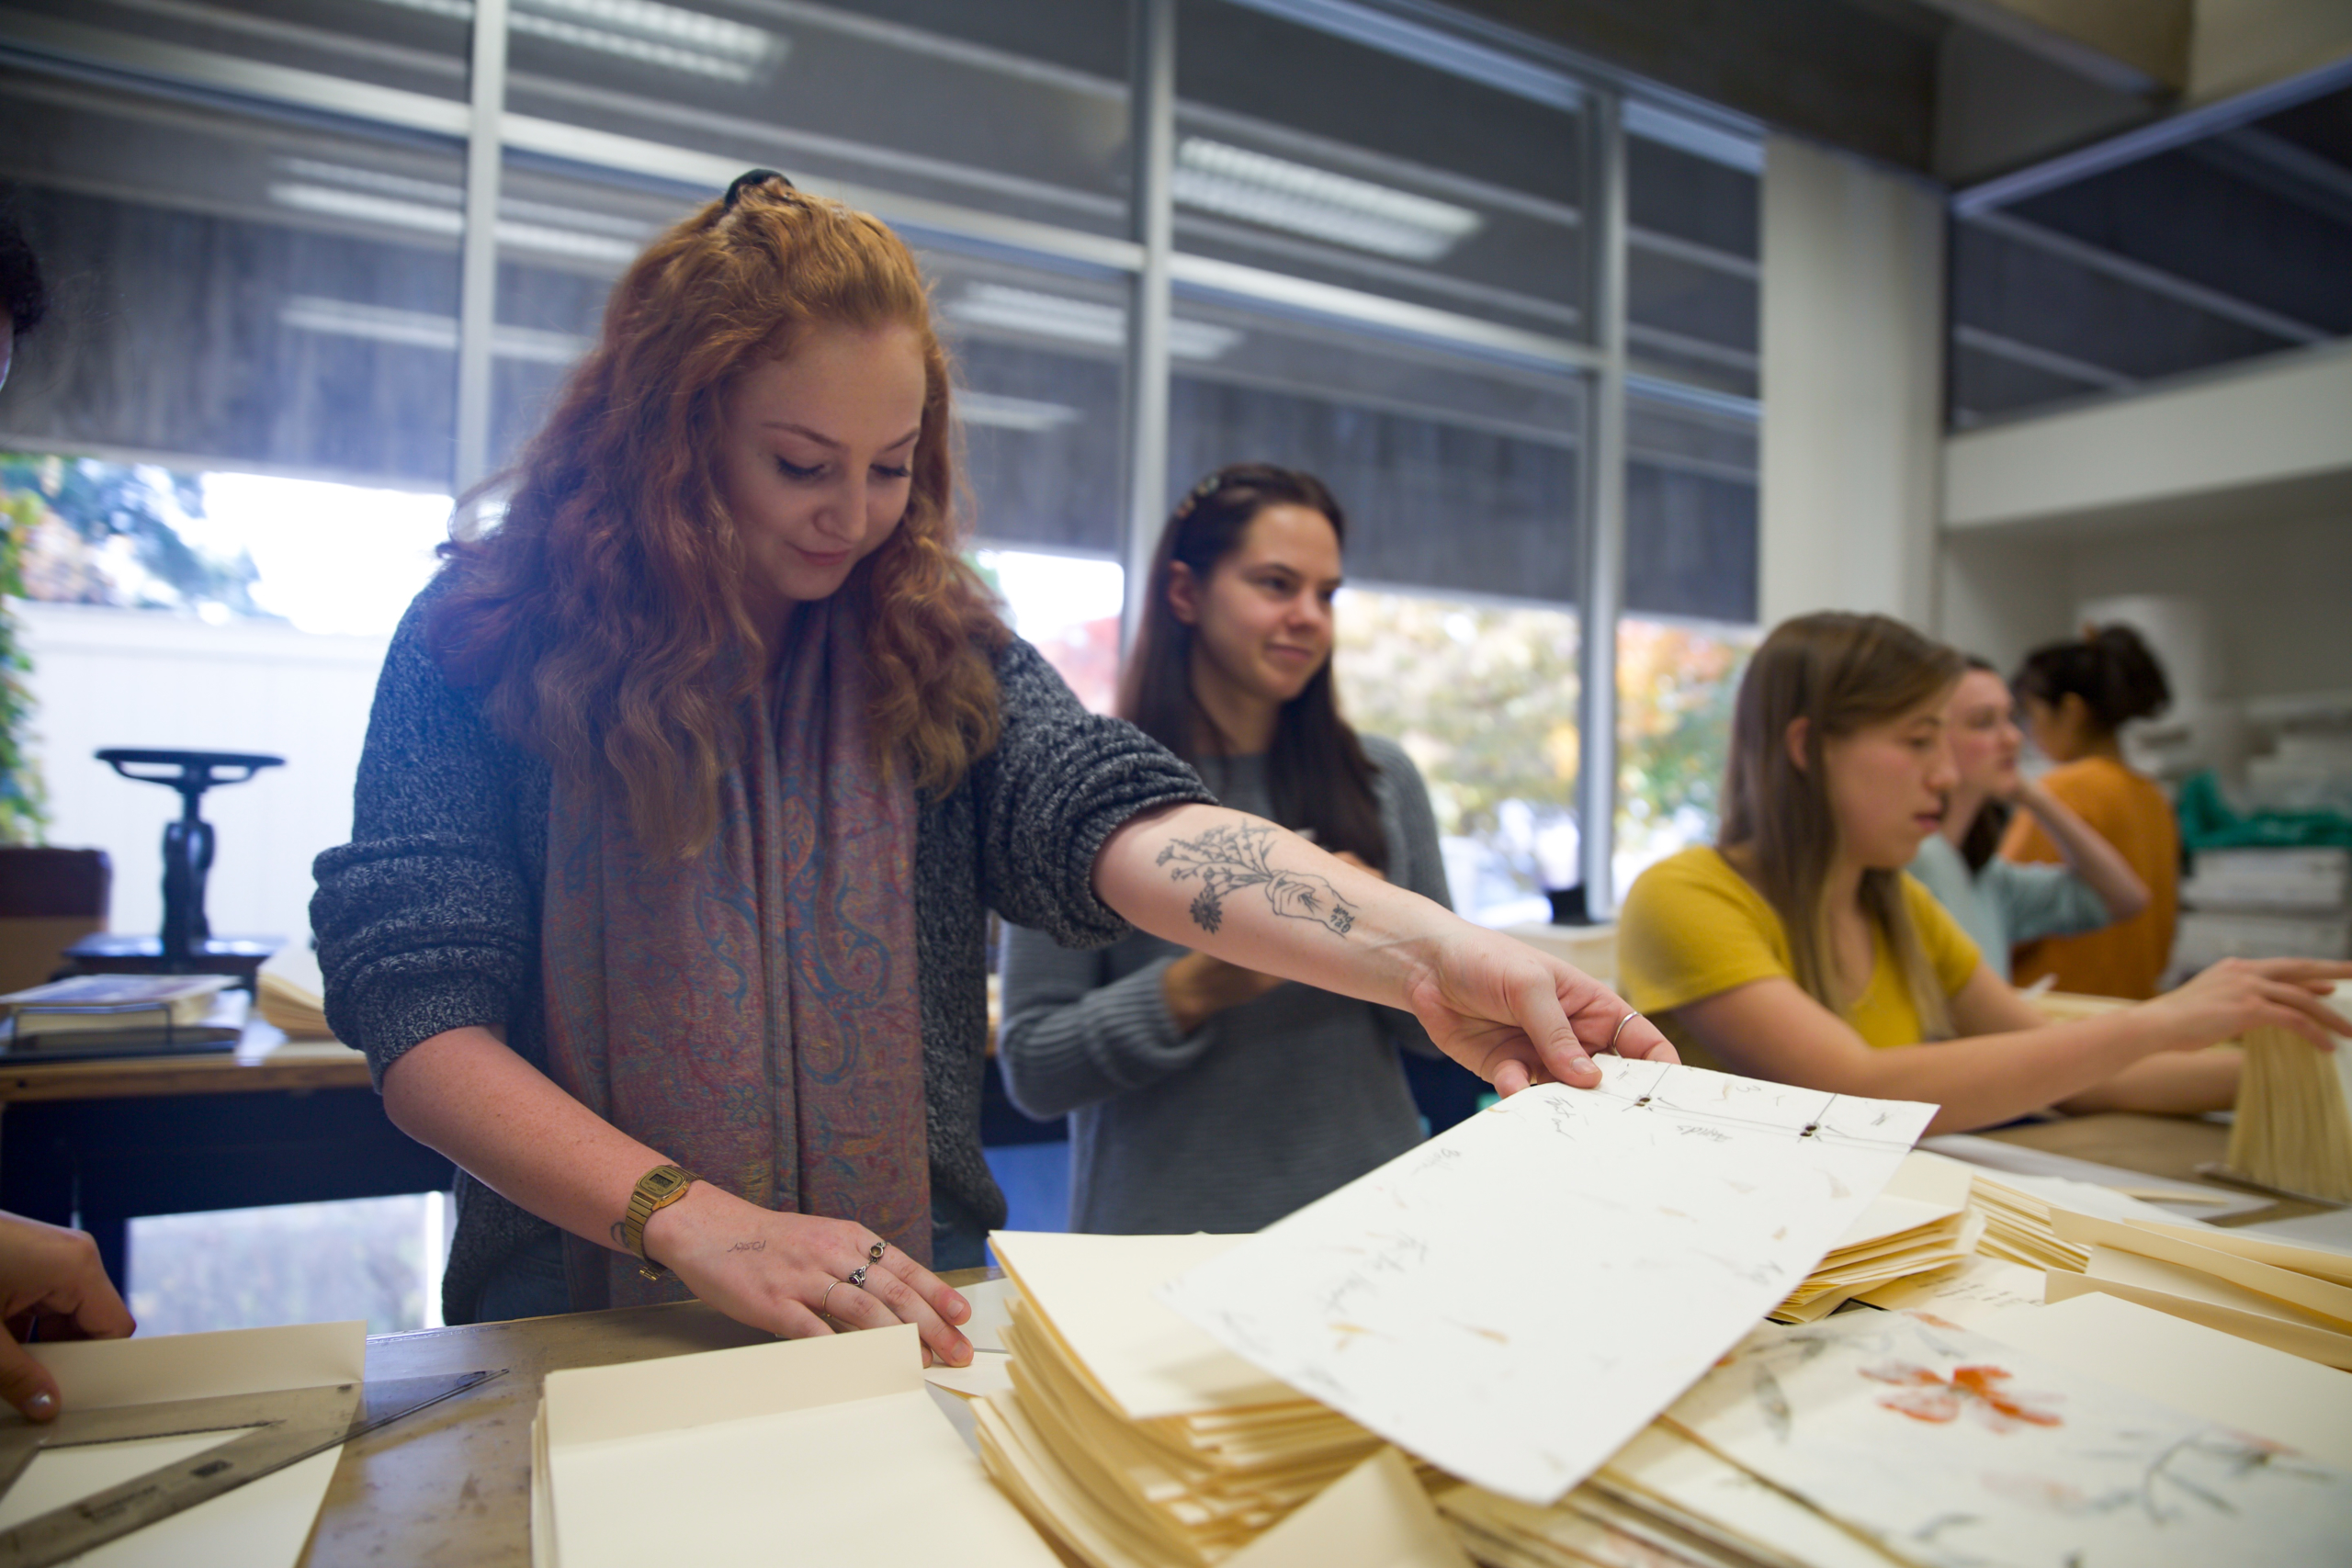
left=995, top=735, right=1460, bottom=1235
left=311, top=578, right=1211, bottom=1323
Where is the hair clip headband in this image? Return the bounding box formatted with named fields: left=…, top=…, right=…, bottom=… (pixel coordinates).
left=724, top=168, right=796, bottom=209
left=1171, top=471, right=1230, bottom=521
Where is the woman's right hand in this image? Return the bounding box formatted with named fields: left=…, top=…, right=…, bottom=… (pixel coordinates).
left=2136, top=957, right=2352, bottom=1054
left=640, top=1182, right=973, bottom=1366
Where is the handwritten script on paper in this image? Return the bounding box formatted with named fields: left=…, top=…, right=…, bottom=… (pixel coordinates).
left=1156, top=1058, right=1935, bottom=1504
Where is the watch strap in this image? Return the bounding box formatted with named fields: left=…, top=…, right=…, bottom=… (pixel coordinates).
left=621, top=1164, right=699, bottom=1280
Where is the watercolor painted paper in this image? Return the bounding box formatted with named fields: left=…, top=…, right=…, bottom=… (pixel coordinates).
left=1980, top=1293, right=2352, bottom=1472
left=1668, top=1309, right=2352, bottom=1567
left=539, top=1325, right=1058, bottom=1568
left=1158, top=1059, right=1935, bottom=1504
left=1, top=1321, right=365, bottom=1568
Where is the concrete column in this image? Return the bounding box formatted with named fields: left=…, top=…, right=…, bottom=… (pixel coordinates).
left=1758, top=136, right=1947, bottom=632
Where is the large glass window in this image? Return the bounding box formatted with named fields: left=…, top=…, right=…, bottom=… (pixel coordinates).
left=1175, top=0, right=1588, bottom=340
left=0, top=66, right=464, bottom=486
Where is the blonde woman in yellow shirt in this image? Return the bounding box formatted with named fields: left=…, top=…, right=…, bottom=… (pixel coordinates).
left=1617, top=613, right=2352, bottom=1134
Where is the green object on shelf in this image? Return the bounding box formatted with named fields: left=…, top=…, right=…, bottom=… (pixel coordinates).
left=2177, top=770, right=2352, bottom=852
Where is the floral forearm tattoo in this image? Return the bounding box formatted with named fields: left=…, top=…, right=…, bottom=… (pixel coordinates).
left=1157, top=823, right=1357, bottom=937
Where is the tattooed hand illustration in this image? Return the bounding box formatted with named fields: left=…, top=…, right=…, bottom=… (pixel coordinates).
left=1156, top=824, right=1357, bottom=936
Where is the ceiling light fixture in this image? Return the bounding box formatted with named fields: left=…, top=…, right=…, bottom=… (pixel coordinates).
left=945, top=284, right=1243, bottom=361
left=1171, top=138, right=1482, bottom=263
left=366, top=0, right=784, bottom=85
left=279, top=296, right=589, bottom=365
left=268, top=162, right=648, bottom=265
left=956, top=391, right=1082, bottom=434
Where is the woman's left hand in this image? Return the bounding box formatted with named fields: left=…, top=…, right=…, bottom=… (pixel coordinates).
left=1398, top=926, right=1676, bottom=1095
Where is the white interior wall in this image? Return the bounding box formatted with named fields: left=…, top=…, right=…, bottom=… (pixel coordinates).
left=1758, top=135, right=1948, bottom=631
left=18, top=603, right=387, bottom=990
left=1939, top=513, right=2352, bottom=698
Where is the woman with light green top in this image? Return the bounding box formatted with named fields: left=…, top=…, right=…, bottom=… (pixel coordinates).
left=1909, top=659, right=2150, bottom=980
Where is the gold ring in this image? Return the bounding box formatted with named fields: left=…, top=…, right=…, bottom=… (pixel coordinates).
left=866, top=1239, right=888, bottom=1263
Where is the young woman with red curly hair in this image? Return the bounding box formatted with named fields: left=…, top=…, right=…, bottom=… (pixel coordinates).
left=313, top=172, right=1672, bottom=1359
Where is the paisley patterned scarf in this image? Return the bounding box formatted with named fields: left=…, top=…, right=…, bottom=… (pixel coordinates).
left=541, top=596, right=928, bottom=1310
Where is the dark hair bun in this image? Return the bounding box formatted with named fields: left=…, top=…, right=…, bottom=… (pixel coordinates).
left=2013, top=621, right=2172, bottom=732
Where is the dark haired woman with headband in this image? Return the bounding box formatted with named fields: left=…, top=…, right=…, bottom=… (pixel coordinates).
left=312, top=177, right=1670, bottom=1358
left=997, top=465, right=1459, bottom=1233
left=2003, top=623, right=2178, bottom=998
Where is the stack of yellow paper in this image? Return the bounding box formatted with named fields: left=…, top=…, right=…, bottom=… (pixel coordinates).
left=977, top=1231, right=1388, bottom=1568
left=1962, top=1167, right=2199, bottom=1270
left=257, top=970, right=334, bottom=1038
left=2225, top=980, right=2352, bottom=1201
left=1769, top=1152, right=1980, bottom=1323
left=2041, top=1205, right=2352, bottom=1367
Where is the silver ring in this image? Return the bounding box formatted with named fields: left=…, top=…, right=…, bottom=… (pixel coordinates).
left=847, top=1264, right=870, bottom=1288
left=866, top=1240, right=888, bottom=1263
left=1608, top=1011, right=1644, bottom=1051
left=820, top=1280, right=842, bottom=1317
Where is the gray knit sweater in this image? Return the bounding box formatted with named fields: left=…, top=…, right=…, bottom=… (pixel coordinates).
left=996, top=736, right=1454, bottom=1235
left=311, top=580, right=1211, bottom=1323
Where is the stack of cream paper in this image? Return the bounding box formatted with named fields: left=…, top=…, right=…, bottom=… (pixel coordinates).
left=1964, top=1168, right=2195, bottom=1270
left=2041, top=1204, right=2352, bottom=1367
left=532, top=1325, right=1059, bottom=1568
left=4, top=1321, right=365, bottom=1568
left=977, top=1231, right=1388, bottom=1568
left=2225, top=979, right=2352, bottom=1201
left=1655, top=1306, right=2352, bottom=1566
left=1769, top=1151, right=1981, bottom=1323
left=1158, top=1059, right=1937, bottom=1506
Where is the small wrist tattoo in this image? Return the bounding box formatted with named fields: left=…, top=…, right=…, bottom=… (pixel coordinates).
left=728, top=1239, right=766, bottom=1253
left=1158, top=823, right=1356, bottom=937
left=608, top=1220, right=628, bottom=1249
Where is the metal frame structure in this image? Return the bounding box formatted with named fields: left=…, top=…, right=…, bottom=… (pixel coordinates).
left=2, top=0, right=1768, bottom=913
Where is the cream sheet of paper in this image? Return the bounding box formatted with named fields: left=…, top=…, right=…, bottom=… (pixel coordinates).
left=1157, top=1061, right=1936, bottom=1504
left=1220, top=1449, right=1467, bottom=1568
left=541, top=1324, right=1058, bottom=1568
left=2044, top=1248, right=2352, bottom=1367
left=1978, top=1292, right=2352, bottom=1471
left=2, top=1320, right=364, bottom=1568
left=2108, top=1212, right=2352, bottom=1288
left=2049, top=1208, right=2352, bottom=1323
left=1668, top=1309, right=2352, bottom=1567
left=1854, top=1254, right=2047, bottom=1322
left=989, top=1231, right=1298, bottom=1418
left=956, top=1273, right=1018, bottom=1353
left=1598, top=1422, right=1904, bottom=1568
left=1919, top=1134, right=2271, bottom=1218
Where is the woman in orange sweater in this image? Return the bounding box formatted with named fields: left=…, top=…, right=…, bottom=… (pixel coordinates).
left=2002, top=625, right=2177, bottom=998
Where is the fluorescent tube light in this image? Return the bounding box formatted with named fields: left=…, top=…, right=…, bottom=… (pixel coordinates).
left=1171, top=138, right=1481, bottom=263
left=945, top=284, right=1242, bottom=361
left=279, top=296, right=590, bottom=365
left=956, top=390, right=1082, bottom=434
left=366, top=0, right=784, bottom=84
left=268, top=162, right=649, bottom=265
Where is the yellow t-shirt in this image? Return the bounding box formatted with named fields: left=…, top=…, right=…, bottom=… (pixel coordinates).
left=1617, top=846, right=1983, bottom=1066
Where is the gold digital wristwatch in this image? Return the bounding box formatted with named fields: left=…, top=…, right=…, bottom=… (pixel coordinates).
left=621, top=1164, right=700, bottom=1282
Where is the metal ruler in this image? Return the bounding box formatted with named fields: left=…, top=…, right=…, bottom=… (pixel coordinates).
left=0, top=1367, right=504, bottom=1567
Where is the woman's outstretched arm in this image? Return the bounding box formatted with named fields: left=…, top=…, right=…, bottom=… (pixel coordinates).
left=1092, top=802, right=1674, bottom=1094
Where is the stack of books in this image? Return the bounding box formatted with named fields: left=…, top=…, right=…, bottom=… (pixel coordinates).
left=256, top=970, right=334, bottom=1039
left=1768, top=1152, right=1979, bottom=1323
left=977, top=1231, right=1386, bottom=1568
left=2223, top=979, right=2352, bottom=1201
left=0, top=973, right=245, bottom=1055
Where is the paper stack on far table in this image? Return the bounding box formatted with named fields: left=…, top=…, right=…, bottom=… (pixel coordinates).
left=977, top=1231, right=1389, bottom=1568
left=1769, top=1152, right=1980, bottom=1323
